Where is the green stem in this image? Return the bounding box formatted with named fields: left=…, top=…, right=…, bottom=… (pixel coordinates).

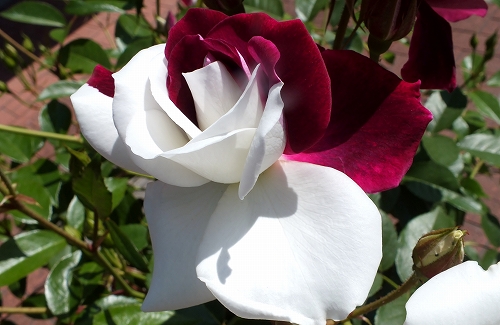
left=0, top=168, right=15, bottom=196
left=332, top=3, right=350, bottom=50
left=345, top=273, right=419, bottom=320
left=95, top=250, right=145, bottom=299
left=1, top=167, right=145, bottom=300
left=0, top=307, right=48, bottom=314
left=0, top=28, right=56, bottom=74
left=380, top=273, right=399, bottom=290
left=0, top=124, right=83, bottom=144
left=470, top=159, right=484, bottom=179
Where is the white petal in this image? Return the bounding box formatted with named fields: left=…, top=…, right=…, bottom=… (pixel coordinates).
left=112, top=44, right=209, bottom=187
left=142, top=180, right=228, bottom=312
left=112, top=44, right=166, bottom=141
left=196, top=160, right=382, bottom=324
left=149, top=53, right=202, bottom=139
left=160, top=67, right=265, bottom=184
left=165, top=128, right=256, bottom=184
left=404, top=261, right=500, bottom=325
left=183, top=61, right=243, bottom=130
left=70, top=84, right=145, bottom=174
left=239, top=82, right=285, bottom=199
left=193, top=64, right=263, bottom=142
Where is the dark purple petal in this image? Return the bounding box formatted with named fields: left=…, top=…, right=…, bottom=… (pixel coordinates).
left=87, top=65, right=114, bottom=97
left=167, top=36, right=250, bottom=125
left=426, top=0, right=487, bottom=22
left=401, top=1, right=456, bottom=91
left=247, top=36, right=281, bottom=103
left=207, top=14, right=332, bottom=153
left=285, top=50, right=432, bottom=193
left=165, top=8, right=227, bottom=59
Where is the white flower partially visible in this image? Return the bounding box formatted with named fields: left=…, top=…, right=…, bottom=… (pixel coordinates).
left=405, top=261, right=500, bottom=325
left=71, top=44, right=383, bottom=325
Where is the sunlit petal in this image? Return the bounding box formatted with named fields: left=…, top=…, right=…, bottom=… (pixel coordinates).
left=197, top=160, right=382, bottom=324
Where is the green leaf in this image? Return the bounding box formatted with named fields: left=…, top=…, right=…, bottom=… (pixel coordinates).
left=395, top=208, right=453, bottom=281
left=59, top=39, right=111, bottom=73
left=92, top=300, right=183, bottom=325
left=425, top=90, right=466, bottom=133
left=244, top=0, right=284, bottom=17
left=481, top=213, right=500, bottom=247
left=115, top=14, right=153, bottom=44
left=49, top=28, right=67, bottom=43
left=295, top=0, right=328, bottom=22
left=67, top=196, right=85, bottom=233
left=374, top=294, right=409, bottom=325
left=115, top=37, right=153, bottom=69
left=406, top=161, right=459, bottom=191
left=45, top=251, right=82, bottom=316
left=422, top=135, right=460, bottom=167
left=0, top=230, right=66, bottom=287
left=10, top=159, right=62, bottom=221
left=0, top=128, right=45, bottom=163
left=120, top=224, right=148, bottom=250
left=404, top=179, right=483, bottom=214
left=368, top=273, right=383, bottom=298
left=480, top=248, right=499, bottom=269
left=458, top=134, right=500, bottom=166
left=0, top=1, right=66, bottom=27
left=105, top=219, right=149, bottom=271
left=486, top=70, right=500, bottom=87
left=380, top=212, right=398, bottom=271
left=39, top=100, right=72, bottom=136
left=70, top=155, right=112, bottom=218
left=65, top=1, right=128, bottom=15
left=469, top=90, right=500, bottom=124
left=104, top=177, right=129, bottom=211
left=38, top=81, right=85, bottom=101
left=460, top=178, right=487, bottom=198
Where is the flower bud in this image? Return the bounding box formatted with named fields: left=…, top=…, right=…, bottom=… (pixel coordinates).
left=412, top=227, right=467, bottom=279
left=360, top=0, right=418, bottom=42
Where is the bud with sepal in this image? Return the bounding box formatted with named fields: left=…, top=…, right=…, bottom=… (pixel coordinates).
left=412, top=227, right=467, bottom=279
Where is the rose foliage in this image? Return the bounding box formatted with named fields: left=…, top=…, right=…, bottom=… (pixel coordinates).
left=71, top=8, right=431, bottom=324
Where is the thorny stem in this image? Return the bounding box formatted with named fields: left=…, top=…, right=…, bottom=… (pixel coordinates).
left=0, top=124, right=83, bottom=144
left=333, top=3, right=351, bottom=50
left=343, top=273, right=419, bottom=321
left=0, top=168, right=145, bottom=299
left=0, top=28, right=56, bottom=74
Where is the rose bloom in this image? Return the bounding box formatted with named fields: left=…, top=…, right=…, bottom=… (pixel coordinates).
left=71, top=8, right=431, bottom=325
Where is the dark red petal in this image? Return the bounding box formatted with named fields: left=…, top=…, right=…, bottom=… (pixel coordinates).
left=425, top=0, right=487, bottom=22
left=165, top=8, right=227, bottom=59
left=401, top=2, right=456, bottom=91
left=285, top=50, right=432, bottom=193
left=248, top=36, right=281, bottom=103
left=167, top=35, right=250, bottom=125
left=207, top=14, right=331, bottom=153
left=88, top=65, right=114, bottom=97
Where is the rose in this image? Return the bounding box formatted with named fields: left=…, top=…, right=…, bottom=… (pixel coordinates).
left=71, top=8, right=431, bottom=324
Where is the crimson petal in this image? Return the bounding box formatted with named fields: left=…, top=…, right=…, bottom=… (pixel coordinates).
left=167, top=36, right=250, bottom=125
left=165, top=8, right=227, bottom=59
left=425, top=0, right=487, bottom=22
left=285, top=50, right=432, bottom=193
left=207, top=13, right=331, bottom=154
left=87, top=65, right=114, bottom=97
left=401, top=2, right=456, bottom=91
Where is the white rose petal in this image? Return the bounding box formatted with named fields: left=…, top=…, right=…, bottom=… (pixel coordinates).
left=405, top=261, right=500, bottom=325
